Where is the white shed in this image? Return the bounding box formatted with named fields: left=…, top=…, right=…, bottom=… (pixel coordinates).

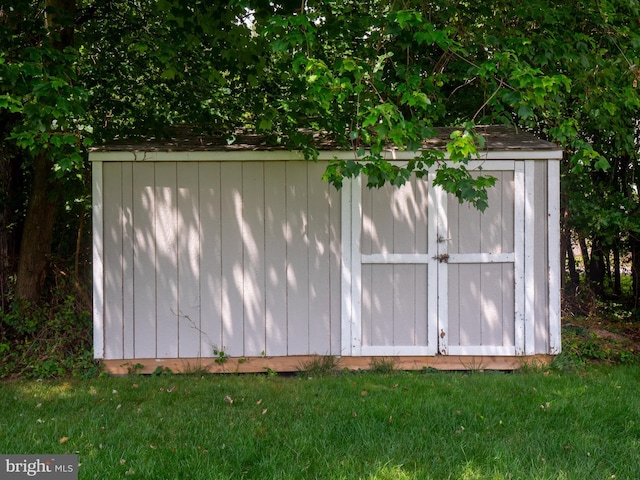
left=91, top=126, right=562, bottom=373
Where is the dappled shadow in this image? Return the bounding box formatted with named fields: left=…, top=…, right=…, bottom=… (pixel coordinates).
left=100, top=161, right=341, bottom=360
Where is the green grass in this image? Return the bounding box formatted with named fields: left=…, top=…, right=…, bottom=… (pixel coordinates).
left=2, top=366, right=640, bottom=479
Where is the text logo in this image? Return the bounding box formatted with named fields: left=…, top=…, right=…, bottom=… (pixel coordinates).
left=1, top=455, right=77, bottom=480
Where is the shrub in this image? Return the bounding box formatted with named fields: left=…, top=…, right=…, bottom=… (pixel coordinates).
left=0, top=291, right=98, bottom=379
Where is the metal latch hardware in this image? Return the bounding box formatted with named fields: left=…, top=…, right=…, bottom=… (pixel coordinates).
left=433, top=253, right=449, bottom=263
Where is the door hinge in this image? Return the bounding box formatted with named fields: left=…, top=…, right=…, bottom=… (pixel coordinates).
left=433, top=253, right=449, bottom=263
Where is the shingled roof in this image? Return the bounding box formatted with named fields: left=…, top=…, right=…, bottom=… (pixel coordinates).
left=91, top=125, right=560, bottom=153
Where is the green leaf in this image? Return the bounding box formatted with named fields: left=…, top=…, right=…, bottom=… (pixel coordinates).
left=517, top=105, right=534, bottom=119
left=161, top=67, right=178, bottom=79
left=258, top=118, right=272, bottom=131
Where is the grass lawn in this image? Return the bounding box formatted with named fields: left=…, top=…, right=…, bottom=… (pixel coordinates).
left=1, top=365, right=639, bottom=479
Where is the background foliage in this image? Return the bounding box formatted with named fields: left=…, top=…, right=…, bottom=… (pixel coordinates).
left=0, top=0, right=639, bottom=377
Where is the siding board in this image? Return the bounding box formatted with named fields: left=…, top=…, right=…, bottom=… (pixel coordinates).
left=103, top=163, right=124, bottom=359
left=155, top=162, right=179, bottom=358
left=286, top=163, right=310, bottom=355
left=242, top=162, right=266, bottom=356
left=534, top=161, right=550, bottom=352
left=122, top=163, right=135, bottom=359
left=132, top=163, right=157, bottom=358
left=329, top=179, right=342, bottom=355
left=264, top=163, right=288, bottom=356
left=199, top=163, right=223, bottom=356
left=92, top=161, right=104, bottom=358
left=177, top=163, right=201, bottom=357
left=308, top=161, right=332, bottom=354
left=220, top=163, right=245, bottom=356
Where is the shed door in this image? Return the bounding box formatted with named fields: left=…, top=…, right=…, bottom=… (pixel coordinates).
left=342, top=161, right=524, bottom=356
left=438, top=163, right=524, bottom=356
left=357, top=174, right=439, bottom=355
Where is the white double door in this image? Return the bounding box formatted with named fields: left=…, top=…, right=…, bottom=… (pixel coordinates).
left=341, top=162, right=524, bottom=357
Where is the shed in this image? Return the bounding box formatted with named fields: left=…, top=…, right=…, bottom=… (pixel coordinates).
left=91, top=126, right=562, bottom=373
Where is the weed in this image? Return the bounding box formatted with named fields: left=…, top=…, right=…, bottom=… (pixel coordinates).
left=369, top=357, right=396, bottom=373
left=151, top=366, right=173, bottom=377
left=263, top=366, right=278, bottom=377
left=421, top=366, right=440, bottom=374
left=123, top=363, right=144, bottom=375
left=561, top=320, right=639, bottom=365
left=0, top=290, right=95, bottom=379
left=549, top=350, right=584, bottom=371
left=298, top=355, right=339, bottom=376
left=213, top=347, right=229, bottom=365
left=181, top=360, right=211, bottom=376
left=459, top=356, right=488, bottom=372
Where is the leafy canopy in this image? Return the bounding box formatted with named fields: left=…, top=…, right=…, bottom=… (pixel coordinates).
left=1, top=0, right=639, bottom=213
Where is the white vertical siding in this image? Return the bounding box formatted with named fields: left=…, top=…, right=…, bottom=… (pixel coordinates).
left=524, top=160, right=536, bottom=355
left=122, top=163, right=135, bottom=359
left=199, top=162, right=223, bottom=355
left=92, top=161, right=104, bottom=358
left=307, top=161, right=334, bottom=354
left=155, top=163, right=179, bottom=358
left=220, top=162, right=244, bottom=355
left=132, top=163, right=157, bottom=358
left=242, top=162, right=266, bottom=357
left=341, top=175, right=362, bottom=356
left=547, top=159, right=562, bottom=354
left=286, top=163, right=310, bottom=355
left=264, top=162, right=288, bottom=356
left=177, top=164, right=201, bottom=357
left=94, top=152, right=560, bottom=362
left=533, top=160, right=550, bottom=353
left=98, top=160, right=342, bottom=360
left=103, top=163, right=124, bottom=358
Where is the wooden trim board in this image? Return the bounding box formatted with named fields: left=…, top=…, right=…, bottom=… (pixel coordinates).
left=101, top=355, right=554, bottom=375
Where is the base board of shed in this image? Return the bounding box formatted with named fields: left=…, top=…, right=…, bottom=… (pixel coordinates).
left=101, top=354, right=554, bottom=375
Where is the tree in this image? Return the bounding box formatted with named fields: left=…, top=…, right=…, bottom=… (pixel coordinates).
left=1, top=0, right=89, bottom=302
left=1, top=0, right=639, bottom=307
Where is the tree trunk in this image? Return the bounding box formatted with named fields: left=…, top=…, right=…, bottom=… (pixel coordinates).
left=561, top=225, right=576, bottom=292
left=612, top=240, right=621, bottom=297
left=15, top=152, right=60, bottom=302
left=565, top=236, right=580, bottom=293
left=578, top=235, right=590, bottom=278
left=0, top=114, right=24, bottom=312
left=13, top=0, right=75, bottom=303
left=45, top=0, right=75, bottom=49
left=0, top=129, right=22, bottom=310
left=588, top=236, right=606, bottom=296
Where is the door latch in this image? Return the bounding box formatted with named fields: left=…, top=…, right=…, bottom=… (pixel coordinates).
left=433, top=253, right=449, bottom=263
